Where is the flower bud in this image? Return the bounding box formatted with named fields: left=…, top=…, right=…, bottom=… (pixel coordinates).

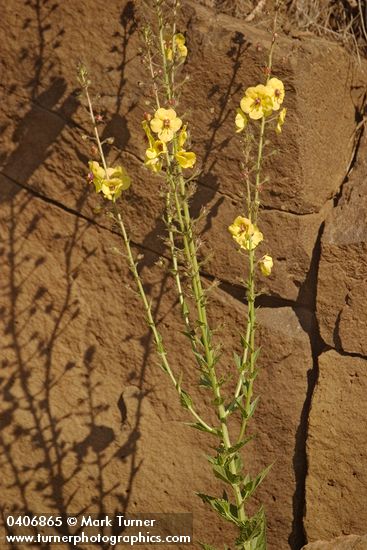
left=259, top=255, right=273, bottom=276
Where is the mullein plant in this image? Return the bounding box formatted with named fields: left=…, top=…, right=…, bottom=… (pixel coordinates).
left=77, top=0, right=286, bottom=548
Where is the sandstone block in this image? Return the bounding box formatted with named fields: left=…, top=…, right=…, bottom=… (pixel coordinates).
left=302, top=534, right=367, bottom=550
left=305, top=350, right=367, bottom=542
left=317, top=136, right=367, bottom=355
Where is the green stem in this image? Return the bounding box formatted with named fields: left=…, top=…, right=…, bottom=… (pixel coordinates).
left=154, top=0, right=246, bottom=522
left=164, top=186, right=198, bottom=355
left=252, top=117, right=266, bottom=223
left=156, top=1, right=172, bottom=100
left=113, top=206, right=214, bottom=434
left=175, top=164, right=246, bottom=520
left=83, top=76, right=213, bottom=435
left=236, top=5, right=279, bottom=444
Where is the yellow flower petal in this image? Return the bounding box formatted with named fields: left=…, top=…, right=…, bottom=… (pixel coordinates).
left=145, top=147, right=156, bottom=160
left=109, top=166, right=131, bottom=190
left=150, top=117, right=163, bottom=134
left=175, top=150, right=196, bottom=169
left=166, top=47, right=173, bottom=61
left=142, top=120, right=155, bottom=147
left=235, top=109, right=248, bottom=133
left=159, top=127, right=174, bottom=143
left=144, top=140, right=167, bottom=171
left=276, top=107, right=287, bottom=134
left=175, top=34, right=187, bottom=59
left=89, top=160, right=105, bottom=180
left=145, top=155, right=163, bottom=173
left=178, top=125, right=188, bottom=148
left=175, top=33, right=186, bottom=47
left=268, top=77, right=285, bottom=110
left=170, top=116, right=183, bottom=133
left=158, top=108, right=176, bottom=121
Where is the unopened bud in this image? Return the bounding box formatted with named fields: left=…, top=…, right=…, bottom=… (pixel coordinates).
left=105, top=137, right=115, bottom=144
left=144, top=112, right=152, bottom=121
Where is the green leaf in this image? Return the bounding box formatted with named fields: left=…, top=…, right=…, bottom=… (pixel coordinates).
left=240, top=334, right=250, bottom=350
left=207, top=455, right=243, bottom=486
left=196, top=493, right=240, bottom=526
left=237, top=396, right=260, bottom=421
left=186, top=422, right=218, bottom=436
left=252, top=347, right=261, bottom=364
left=225, top=398, right=240, bottom=415
left=236, top=507, right=267, bottom=550
left=180, top=389, right=193, bottom=410
left=223, top=438, right=253, bottom=457
left=199, top=373, right=212, bottom=389
left=247, top=396, right=260, bottom=419
left=241, top=464, right=273, bottom=502
left=193, top=350, right=208, bottom=368
left=233, top=352, right=243, bottom=372
left=176, top=371, right=183, bottom=393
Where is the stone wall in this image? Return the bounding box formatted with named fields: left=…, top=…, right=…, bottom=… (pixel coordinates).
left=1, top=1, right=366, bottom=549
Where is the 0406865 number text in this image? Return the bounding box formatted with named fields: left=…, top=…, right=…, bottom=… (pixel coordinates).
left=6, top=515, right=63, bottom=527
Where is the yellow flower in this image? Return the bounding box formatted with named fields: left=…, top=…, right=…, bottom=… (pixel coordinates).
left=228, top=216, right=263, bottom=250
left=268, top=77, right=285, bottom=110
left=175, top=150, right=196, bottom=169
left=150, top=108, right=183, bottom=143
left=240, top=84, right=273, bottom=120
left=235, top=108, right=248, bottom=133
left=145, top=140, right=167, bottom=173
left=174, top=33, right=188, bottom=59
left=88, top=161, right=131, bottom=201
left=142, top=120, right=155, bottom=148
left=258, top=254, right=273, bottom=276
left=166, top=33, right=188, bottom=61
left=276, top=107, right=287, bottom=134
left=178, top=125, right=188, bottom=149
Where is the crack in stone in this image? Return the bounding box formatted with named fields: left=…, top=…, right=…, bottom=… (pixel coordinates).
left=326, top=347, right=367, bottom=361
left=0, top=172, right=166, bottom=265
left=293, top=100, right=367, bottom=548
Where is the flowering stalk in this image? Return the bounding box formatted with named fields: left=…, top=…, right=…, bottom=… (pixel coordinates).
left=139, top=2, right=288, bottom=548
left=233, top=5, right=285, bottom=453
left=78, top=64, right=214, bottom=436
left=143, top=0, right=250, bottom=525
left=80, top=0, right=287, bottom=546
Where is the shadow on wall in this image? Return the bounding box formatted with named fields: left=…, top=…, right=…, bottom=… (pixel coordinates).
left=0, top=181, right=153, bottom=549
left=1, top=0, right=77, bottom=198
left=0, top=2, right=153, bottom=549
